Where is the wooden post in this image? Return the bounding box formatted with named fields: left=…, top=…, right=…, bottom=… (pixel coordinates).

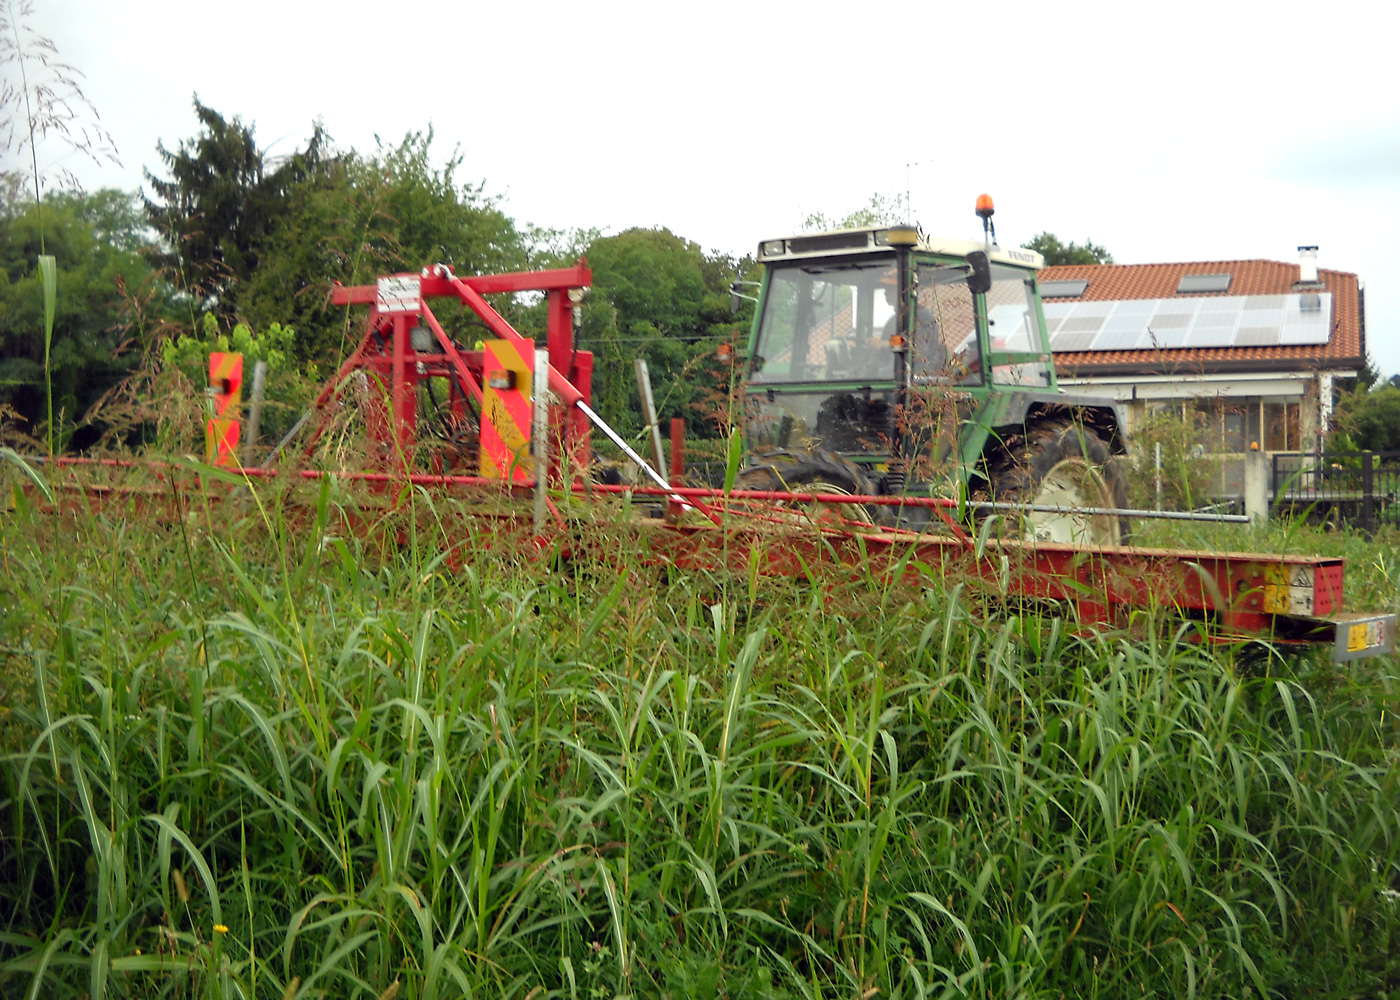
left=243, top=360, right=267, bottom=466
left=634, top=359, right=667, bottom=476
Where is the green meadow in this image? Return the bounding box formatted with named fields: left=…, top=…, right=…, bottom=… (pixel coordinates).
left=2, top=472, right=1398, bottom=999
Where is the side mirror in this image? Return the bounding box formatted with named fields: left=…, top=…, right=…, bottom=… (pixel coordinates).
left=730, top=275, right=760, bottom=314
left=966, top=251, right=992, bottom=295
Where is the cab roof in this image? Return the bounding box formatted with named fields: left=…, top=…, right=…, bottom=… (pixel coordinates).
left=756, top=226, right=1044, bottom=270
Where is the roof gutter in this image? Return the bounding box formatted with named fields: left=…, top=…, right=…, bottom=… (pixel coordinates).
left=1055, top=356, right=1364, bottom=378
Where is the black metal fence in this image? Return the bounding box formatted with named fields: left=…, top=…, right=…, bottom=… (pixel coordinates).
left=1271, top=450, right=1400, bottom=533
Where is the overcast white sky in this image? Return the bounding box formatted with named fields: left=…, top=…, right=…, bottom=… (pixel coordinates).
left=19, top=0, right=1400, bottom=373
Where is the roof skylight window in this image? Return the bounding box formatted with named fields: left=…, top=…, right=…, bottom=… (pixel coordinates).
left=1040, top=279, right=1089, bottom=297
left=1177, top=273, right=1232, bottom=294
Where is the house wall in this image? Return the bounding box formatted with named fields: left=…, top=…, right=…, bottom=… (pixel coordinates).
left=1061, top=373, right=1312, bottom=438
left=1060, top=371, right=1343, bottom=497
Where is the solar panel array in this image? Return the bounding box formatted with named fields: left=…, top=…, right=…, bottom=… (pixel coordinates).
left=1042, top=293, right=1332, bottom=353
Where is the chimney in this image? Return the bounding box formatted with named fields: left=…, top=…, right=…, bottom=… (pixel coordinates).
left=1298, top=245, right=1319, bottom=283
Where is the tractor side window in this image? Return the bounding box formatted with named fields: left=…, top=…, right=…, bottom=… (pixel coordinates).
left=807, top=278, right=857, bottom=374
left=987, top=266, right=1050, bottom=388
left=751, top=272, right=801, bottom=381
left=915, top=265, right=981, bottom=386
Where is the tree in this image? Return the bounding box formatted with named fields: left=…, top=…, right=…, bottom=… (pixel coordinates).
left=1333, top=385, right=1400, bottom=453
left=236, top=129, right=530, bottom=367
left=577, top=228, right=747, bottom=439
left=0, top=186, right=159, bottom=447
left=143, top=97, right=332, bottom=327
left=143, top=108, right=533, bottom=369
left=800, top=193, right=908, bottom=233
left=1021, top=232, right=1114, bottom=266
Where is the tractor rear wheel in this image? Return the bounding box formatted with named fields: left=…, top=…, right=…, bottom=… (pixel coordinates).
left=737, top=450, right=886, bottom=527
left=984, top=420, right=1129, bottom=545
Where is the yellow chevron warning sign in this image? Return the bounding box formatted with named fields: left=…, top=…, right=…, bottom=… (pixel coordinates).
left=480, top=339, right=534, bottom=480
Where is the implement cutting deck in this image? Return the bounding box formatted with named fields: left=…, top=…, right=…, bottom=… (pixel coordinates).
left=21, top=461, right=1394, bottom=663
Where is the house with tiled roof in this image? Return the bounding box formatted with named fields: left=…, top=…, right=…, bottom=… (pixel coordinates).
left=1038, top=248, right=1364, bottom=495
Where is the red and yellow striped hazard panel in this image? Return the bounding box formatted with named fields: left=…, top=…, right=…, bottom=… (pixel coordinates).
left=206, top=352, right=244, bottom=467
left=479, top=339, right=534, bottom=480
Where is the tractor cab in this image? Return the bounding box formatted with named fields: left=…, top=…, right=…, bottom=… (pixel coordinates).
left=743, top=222, right=1054, bottom=486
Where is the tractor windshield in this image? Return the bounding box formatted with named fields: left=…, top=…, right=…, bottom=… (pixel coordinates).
left=750, top=257, right=898, bottom=384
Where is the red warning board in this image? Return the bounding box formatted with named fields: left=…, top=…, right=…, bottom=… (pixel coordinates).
left=206, top=418, right=241, bottom=467
left=480, top=339, right=533, bottom=479
left=208, top=353, right=243, bottom=415
left=206, top=352, right=243, bottom=467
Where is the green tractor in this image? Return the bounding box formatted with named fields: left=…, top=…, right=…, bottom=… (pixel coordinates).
left=735, top=204, right=1130, bottom=545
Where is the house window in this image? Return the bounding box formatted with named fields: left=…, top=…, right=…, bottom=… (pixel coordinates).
left=1191, top=398, right=1248, bottom=454
left=1264, top=401, right=1301, bottom=451
left=1149, top=396, right=1301, bottom=453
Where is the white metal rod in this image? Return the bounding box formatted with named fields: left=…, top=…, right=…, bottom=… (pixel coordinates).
left=966, top=501, right=1249, bottom=523
left=574, top=400, right=717, bottom=520
left=533, top=349, right=549, bottom=533
left=575, top=400, right=672, bottom=493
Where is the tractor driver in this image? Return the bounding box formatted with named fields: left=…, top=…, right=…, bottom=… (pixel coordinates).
left=882, top=278, right=947, bottom=376
left=826, top=275, right=896, bottom=378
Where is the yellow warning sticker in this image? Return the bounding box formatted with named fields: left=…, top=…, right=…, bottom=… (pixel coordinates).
left=1261, top=564, right=1315, bottom=616
left=1347, top=620, right=1385, bottom=652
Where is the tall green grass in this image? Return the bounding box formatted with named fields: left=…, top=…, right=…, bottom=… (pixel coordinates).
left=1, top=471, right=1397, bottom=998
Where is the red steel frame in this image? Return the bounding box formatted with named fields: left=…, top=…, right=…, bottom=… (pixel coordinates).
left=313, top=263, right=594, bottom=473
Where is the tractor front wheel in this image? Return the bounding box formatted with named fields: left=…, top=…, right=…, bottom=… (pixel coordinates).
left=984, top=420, right=1129, bottom=545
left=736, top=450, right=886, bottom=528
